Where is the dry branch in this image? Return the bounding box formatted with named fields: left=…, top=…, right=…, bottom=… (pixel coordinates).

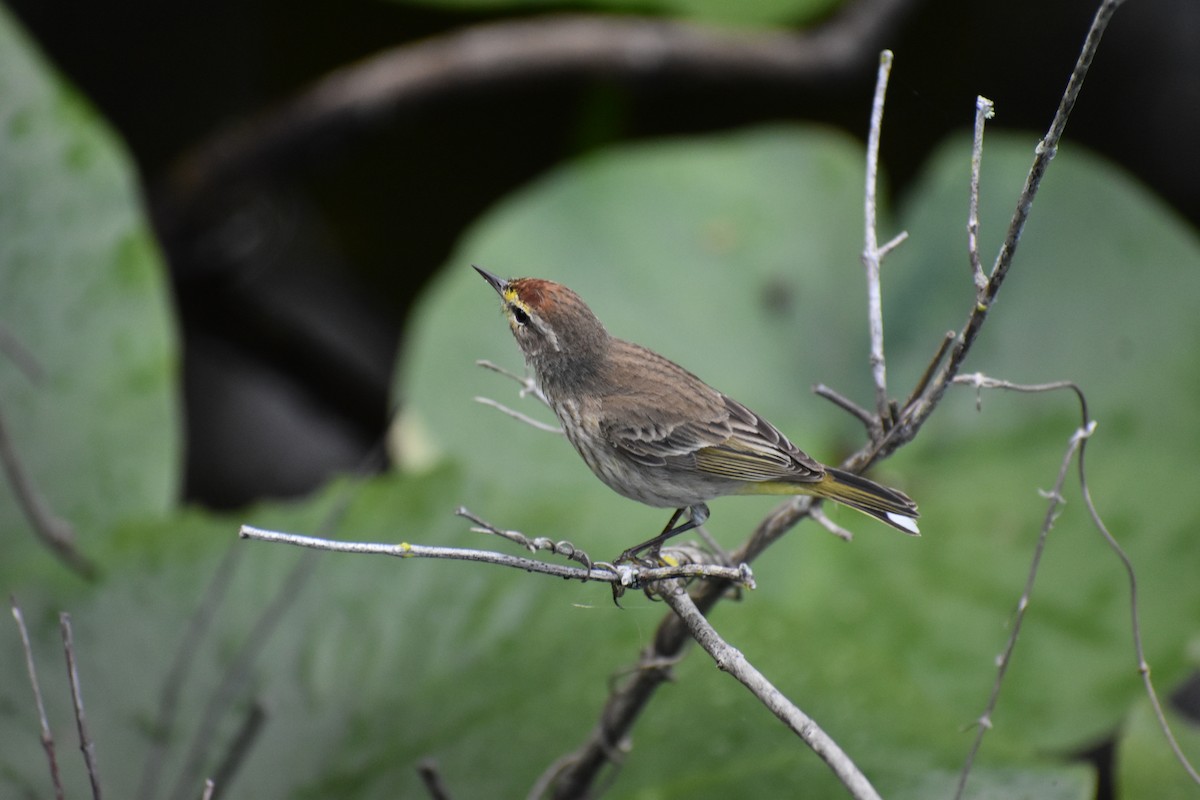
left=162, top=0, right=918, bottom=218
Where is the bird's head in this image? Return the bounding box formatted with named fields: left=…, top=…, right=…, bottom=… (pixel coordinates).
left=474, top=266, right=608, bottom=380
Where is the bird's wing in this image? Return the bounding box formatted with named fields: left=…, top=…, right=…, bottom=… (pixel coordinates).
left=691, top=396, right=825, bottom=484
left=601, top=388, right=823, bottom=485
left=600, top=392, right=731, bottom=466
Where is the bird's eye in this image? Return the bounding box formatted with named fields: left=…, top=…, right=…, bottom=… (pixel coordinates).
left=511, top=306, right=530, bottom=326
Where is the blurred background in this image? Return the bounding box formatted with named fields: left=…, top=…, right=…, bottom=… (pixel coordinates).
left=7, top=0, right=1198, bottom=510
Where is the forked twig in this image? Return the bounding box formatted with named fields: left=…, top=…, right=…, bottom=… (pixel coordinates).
left=950, top=377, right=1091, bottom=797
left=473, top=396, right=563, bottom=434
left=949, top=374, right=1199, bottom=791
left=860, top=50, right=905, bottom=430
left=475, top=359, right=564, bottom=432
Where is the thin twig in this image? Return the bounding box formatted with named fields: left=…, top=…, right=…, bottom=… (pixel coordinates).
left=0, top=322, right=45, bottom=383
left=11, top=596, right=64, bottom=800
left=951, top=383, right=1093, bottom=799
left=1078, top=447, right=1200, bottom=785
left=458, top=506, right=593, bottom=568
left=660, top=584, right=881, bottom=800
left=200, top=780, right=216, bottom=800
left=968, top=96, right=994, bottom=296
left=61, top=612, right=103, bottom=800
left=137, top=544, right=244, bottom=800
left=809, top=506, right=854, bottom=541
left=166, top=550, right=318, bottom=800
left=949, top=374, right=1198, bottom=789
left=473, top=396, right=563, bottom=433
left=475, top=359, right=563, bottom=431
left=861, top=49, right=899, bottom=429
left=0, top=404, right=97, bottom=579
left=168, top=447, right=388, bottom=800
left=209, top=701, right=266, bottom=799
left=238, top=525, right=755, bottom=590
left=476, top=359, right=547, bottom=403
left=902, top=331, right=957, bottom=413
left=812, top=383, right=876, bottom=430
left=417, top=758, right=455, bottom=800
left=883, top=0, right=1127, bottom=458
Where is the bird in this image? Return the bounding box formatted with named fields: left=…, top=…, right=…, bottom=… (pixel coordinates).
left=474, top=265, right=918, bottom=563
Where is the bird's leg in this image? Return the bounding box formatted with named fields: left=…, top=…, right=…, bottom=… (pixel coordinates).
left=617, top=504, right=710, bottom=564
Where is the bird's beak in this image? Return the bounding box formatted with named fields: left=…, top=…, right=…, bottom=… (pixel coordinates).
left=473, top=265, right=509, bottom=296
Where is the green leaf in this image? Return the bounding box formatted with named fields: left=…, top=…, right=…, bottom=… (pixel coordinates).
left=0, top=6, right=180, bottom=586
left=1115, top=699, right=1200, bottom=800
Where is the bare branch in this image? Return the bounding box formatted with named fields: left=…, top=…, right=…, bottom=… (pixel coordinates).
left=885, top=0, right=1127, bottom=455
left=861, top=49, right=900, bottom=428
left=417, top=758, right=455, bottom=800
left=902, top=330, right=957, bottom=412
left=162, top=0, right=919, bottom=216
left=209, top=702, right=266, bottom=799
left=137, top=544, right=243, bottom=800
left=952, top=387, right=1093, bottom=799
left=812, top=383, right=876, bottom=431
left=61, top=613, right=103, bottom=800
left=475, top=359, right=565, bottom=431
left=809, top=506, right=854, bottom=541
left=473, top=396, right=563, bottom=434
left=0, top=404, right=97, bottom=579
left=948, top=374, right=1198, bottom=790
left=968, top=96, right=995, bottom=295
left=138, top=544, right=243, bottom=800
left=0, top=322, right=45, bottom=383
left=476, top=359, right=549, bottom=405
left=11, top=596, right=64, bottom=800
left=238, top=524, right=755, bottom=591
left=1077, top=446, right=1200, bottom=786
left=457, top=506, right=593, bottom=568
left=166, top=549, right=318, bottom=800
left=660, top=584, right=881, bottom=800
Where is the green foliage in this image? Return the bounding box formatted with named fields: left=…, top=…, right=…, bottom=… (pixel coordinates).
left=1116, top=700, right=1200, bottom=800
left=2, top=3, right=1198, bottom=796
left=0, top=3, right=180, bottom=589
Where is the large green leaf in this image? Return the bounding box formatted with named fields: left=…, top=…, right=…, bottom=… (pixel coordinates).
left=0, top=5, right=180, bottom=587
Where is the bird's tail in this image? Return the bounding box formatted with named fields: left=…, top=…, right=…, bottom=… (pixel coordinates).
left=811, top=467, right=920, bottom=535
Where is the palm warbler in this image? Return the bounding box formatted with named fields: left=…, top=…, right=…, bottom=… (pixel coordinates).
left=475, top=266, right=918, bottom=561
